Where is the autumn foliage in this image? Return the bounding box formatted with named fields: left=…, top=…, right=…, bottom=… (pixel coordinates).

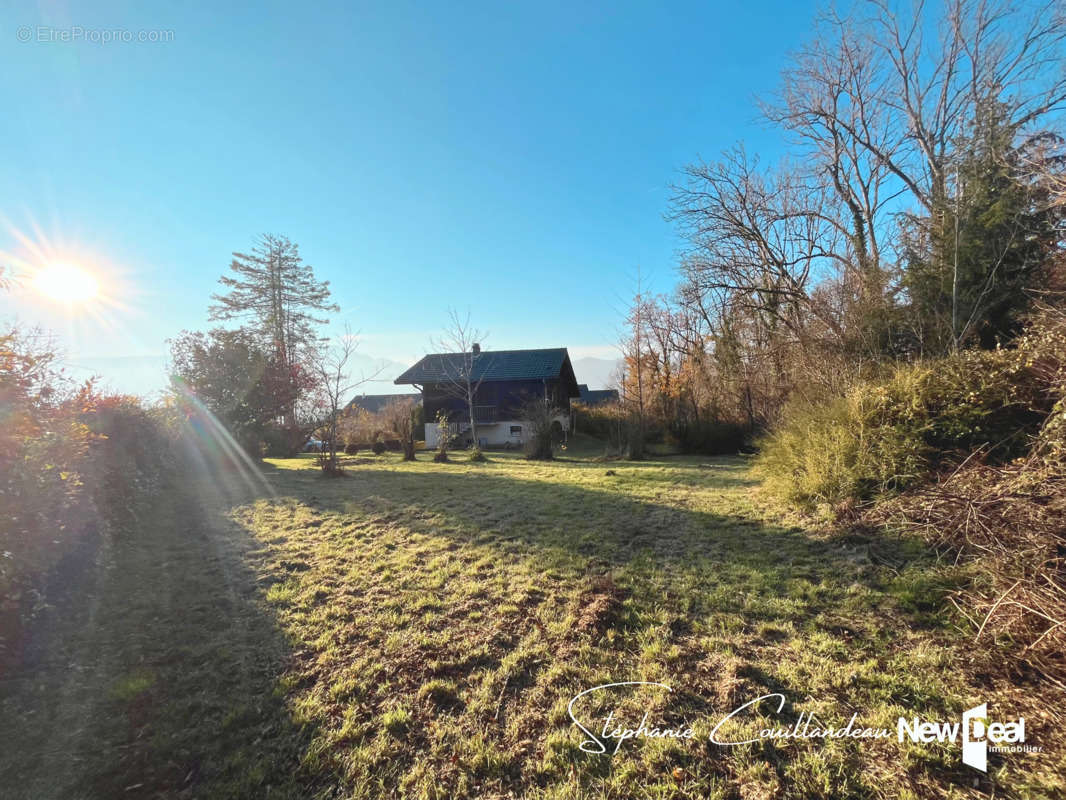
left=0, top=327, right=175, bottom=668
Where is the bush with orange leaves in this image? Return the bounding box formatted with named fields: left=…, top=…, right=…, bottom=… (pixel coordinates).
left=0, top=325, right=173, bottom=668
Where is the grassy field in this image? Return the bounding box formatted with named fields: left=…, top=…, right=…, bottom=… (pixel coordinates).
left=1, top=442, right=1061, bottom=799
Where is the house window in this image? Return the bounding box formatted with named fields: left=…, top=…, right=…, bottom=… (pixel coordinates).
left=510, top=425, right=522, bottom=436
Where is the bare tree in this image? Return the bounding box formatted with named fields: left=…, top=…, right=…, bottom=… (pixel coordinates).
left=383, top=397, right=417, bottom=461
left=668, top=0, right=1066, bottom=411
left=619, top=274, right=652, bottom=460
left=764, top=0, right=1066, bottom=264
left=812, top=0, right=1066, bottom=215
left=520, top=395, right=561, bottom=460
left=672, top=148, right=848, bottom=350
left=1020, top=131, right=1066, bottom=210
left=432, top=309, right=490, bottom=451
left=311, top=326, right=382, bottom=475
left=763, top=11, right=901, bottom=352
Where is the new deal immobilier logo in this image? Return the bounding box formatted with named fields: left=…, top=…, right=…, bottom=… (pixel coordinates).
left=898, top=703, right=1036, bottom=771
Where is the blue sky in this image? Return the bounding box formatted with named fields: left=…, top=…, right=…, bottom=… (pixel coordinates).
left=1, top=0, right=820, bottom=394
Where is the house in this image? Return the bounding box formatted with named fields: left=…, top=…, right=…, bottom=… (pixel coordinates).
left=394, top=346, right=581, bottom=447
left=345, top=393, right=421, bottom=415
left=576, top=384, right=619, bottom=406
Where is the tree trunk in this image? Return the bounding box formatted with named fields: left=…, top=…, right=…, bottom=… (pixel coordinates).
left=467, top=380, right=478, bottom=449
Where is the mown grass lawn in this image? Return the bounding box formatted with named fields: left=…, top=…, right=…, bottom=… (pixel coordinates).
left=1, top=443, right=1061, bottom=799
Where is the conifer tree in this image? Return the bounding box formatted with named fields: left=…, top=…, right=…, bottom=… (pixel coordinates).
left=210, top=234, right=338, bottom=368
left=209, top=234, right=338, bottom=447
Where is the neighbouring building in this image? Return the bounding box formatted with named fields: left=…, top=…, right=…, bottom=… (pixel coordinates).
left=576, top=384, right=619, bottom=406
left=394, top=346, right=581, bottom=448
left=345, top=393, right=421, bottom=415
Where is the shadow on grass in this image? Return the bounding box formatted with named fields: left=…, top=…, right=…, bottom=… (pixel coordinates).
left=286, top=459, right=955, bottom=693
left=256, top=458, right=975, bottom=791
left=251, top=457, right=984, bottom=796
left=0, top=455, right=323, bottom=800
left=295, top=460, right=927, bottom=594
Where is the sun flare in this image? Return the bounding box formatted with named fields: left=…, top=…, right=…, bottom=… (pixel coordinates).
left=33, top=263, right=100, bottom=303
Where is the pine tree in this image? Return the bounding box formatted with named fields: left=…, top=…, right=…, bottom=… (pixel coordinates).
left=210, top=234, right=338, bottom=367
left=902, top=101, right=1065, bottom=353
left=209, top=234, right=339, bottom=446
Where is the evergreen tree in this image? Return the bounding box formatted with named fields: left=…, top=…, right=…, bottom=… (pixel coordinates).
left=209, top=234, right=338, bottom=367
left=902, top=102, right=1064, bottom=352
left=209, top=235, right=339, bottom=447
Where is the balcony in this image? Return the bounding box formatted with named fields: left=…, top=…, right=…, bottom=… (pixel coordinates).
left=473, top=405, right=498, bottom=424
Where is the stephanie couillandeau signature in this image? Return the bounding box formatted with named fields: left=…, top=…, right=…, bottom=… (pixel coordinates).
left=567, top=681, right=897, bottom=756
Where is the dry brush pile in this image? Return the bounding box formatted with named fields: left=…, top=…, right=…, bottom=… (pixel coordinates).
left=866, top=306, right=1066, bottom=688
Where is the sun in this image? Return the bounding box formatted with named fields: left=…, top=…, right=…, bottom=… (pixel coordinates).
left=33, top=262, right=100, bottom=303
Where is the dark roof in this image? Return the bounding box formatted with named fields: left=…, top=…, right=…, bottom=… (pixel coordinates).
left=395, top=348, right=581, bottom=396
left=578, top=385, right=619, bottom=405
left=345, top=393, right=420, bottom=414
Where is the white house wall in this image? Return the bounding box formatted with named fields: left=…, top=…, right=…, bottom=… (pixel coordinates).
left=424, top=415, right=570, bottom=449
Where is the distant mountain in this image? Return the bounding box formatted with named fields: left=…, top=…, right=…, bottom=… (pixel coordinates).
left=571, top=356, right=621, bottom=391
left=346, top=353, right=411, bottom=385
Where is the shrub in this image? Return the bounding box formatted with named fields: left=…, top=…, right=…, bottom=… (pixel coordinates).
left=0, top=330, right=177, bottom=668
left=433, top=410, right=453, bottom=462
left=344, top=443, right=359, bottom=455
left=573, top=402, right=620, bottom=441
left=521, top=397, right=559, bottom=460
left=574, top=401, right=649, bottom=459
left=864, top=307, right=1066, bottom=685
left=756, top=348, right=1042, bottom=509
left=1014, top=305, right=1066, bottom=462
left=371, top=440, right=386, bottom=455
left=672, top=419, right=748, bottom=455
left=468, top=447, right=486, bottom=462
left=382, top=399, right=417, bottom=460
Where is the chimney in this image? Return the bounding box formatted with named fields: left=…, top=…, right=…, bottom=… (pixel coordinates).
left=472, top=342, right=481, bottom=354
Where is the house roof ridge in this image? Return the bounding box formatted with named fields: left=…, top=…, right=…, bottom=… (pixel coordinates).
left=394, top=347, right=579, bottom=396
left=419, top=346, right=569, bottom=357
